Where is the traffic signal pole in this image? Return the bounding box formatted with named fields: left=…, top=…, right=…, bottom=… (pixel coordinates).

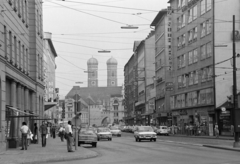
left=233, top=15, right=240, bottom=147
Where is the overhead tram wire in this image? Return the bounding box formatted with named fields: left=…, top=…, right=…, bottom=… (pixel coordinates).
left=50, top=0, right=159, bottom=12
left=47, top=1, right=130, bottom=25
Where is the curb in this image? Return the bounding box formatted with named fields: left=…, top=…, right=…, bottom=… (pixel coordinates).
left=202, top=145, right=240, bottom=152
left=168, top=135, right=233, bottom=141
left=19, top=151, right=99, bottom=164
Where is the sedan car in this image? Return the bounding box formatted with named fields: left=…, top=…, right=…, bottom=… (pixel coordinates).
left=78, top=129, right=97, bottom=147
left=97, top=127, right=112, bottom=141
left=134, top=126, right=157, bottom=142
left=156, top=126, right=169, bottom=135
left=110, top=126, right=121, bottom=137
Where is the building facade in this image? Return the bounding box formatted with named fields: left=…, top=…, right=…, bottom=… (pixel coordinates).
left=168, top=0, right=240, bottom=136
left=151, top=9, right=173, bottom=126
left=0, top=0, right=44, bottom=151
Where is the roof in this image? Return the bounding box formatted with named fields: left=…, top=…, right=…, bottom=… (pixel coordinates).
left=107, top=57, right=118, bottom=65
left=150, top=9, right=168, bottom=27
left=65, top=86, right=123, bottom=105
left=46, top=39, right=57, bottom=57
left=87, top=57, right=98, bottom=65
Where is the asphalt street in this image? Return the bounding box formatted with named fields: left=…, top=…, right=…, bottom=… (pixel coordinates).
left=48, top=133, right=240, bottom=164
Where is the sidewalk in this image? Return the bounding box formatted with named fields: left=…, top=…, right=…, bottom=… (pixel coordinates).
left=0, top=137, right=98, bottom=164
left=169, top=134, right=234, bottom=140
left=164, top=134, right=240, bottom=152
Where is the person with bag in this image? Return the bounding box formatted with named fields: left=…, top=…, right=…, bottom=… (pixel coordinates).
left=58, top=124, right=65, bottom=142
left=20, top=122, right=30, bottom=150
left=33, top=123, right=38, bottom=144
left=27, top=129, right=33, bottom=146
left=39, top=121, right=48, bottom=147
left=65, top=121, right=74, bottom=152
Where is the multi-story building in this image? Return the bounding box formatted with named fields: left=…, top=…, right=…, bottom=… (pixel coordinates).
left=151, top=9, right=173, bottom=126
left=43, top=32, right=58, bottom=123
left=168, top=0, right=240, bottom=136
left=0, top=0, right=44, bottom=151
left=134, top=31, right=155, bottom=126
left=110, top=95, right=125, bottom=124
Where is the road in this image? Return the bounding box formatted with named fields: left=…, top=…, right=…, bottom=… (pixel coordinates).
left=48, top=133, right=240, bottom=164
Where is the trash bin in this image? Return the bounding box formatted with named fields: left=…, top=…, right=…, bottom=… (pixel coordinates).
left=7, top=138, right=18, bottom=148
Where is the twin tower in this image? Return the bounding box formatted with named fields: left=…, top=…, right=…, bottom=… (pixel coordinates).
left=87, top=57, right=118, bottom=87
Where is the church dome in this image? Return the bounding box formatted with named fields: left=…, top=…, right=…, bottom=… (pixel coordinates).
left=107, top=57, right=118, bottom=65
left=87, top=57, right=98, bottom=65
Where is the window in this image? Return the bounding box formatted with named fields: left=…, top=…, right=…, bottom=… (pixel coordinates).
left=193, top=27, right=198, bottom=40
left=187, top=92, right=192, bottom=106
left=206, top=88, right=213, bottom=104
left=14, top=36, right=17, bottom=64
left=4, top=26, right=7, bottom=57
left=207, top=0, right=212, bottom=11
left=177, top=17, right=181, bottom=30
left=25, top=0, right=28, bottom=25
left=9, top=31, right=12, bottom=60
left=189, top=72, right=194, bottom=85
left=182, top=34, right=186, bottom=46
left=19, top=41, right=21, bottom=68
left=182, top=74, right=186, bottom=87
left=178, top=76, right=182, bottom=88
left=194, top=70, right=198, bottom=84
left=192, top=91, right=198, bottom=106
left=201, top=22, right=206, bottom=38
left=22, top=45, right=25, bottom=71
left=177, top=36, right=182, bottom=48
left=207, top=67, right=213, bottom=81
left=178, top=0, right=181, bottom=8
left=206, top=19, right=212, bottom=35
left=182, top=14, right=186, bottom=28
left=26, top=49, right=28, bottom=73
left=188, top=30, right=193, bottom=43
left=199, top=89, right=206, bottom=104
left=206, top=42, right=212, bottom=57
left=188, top=51, right=193, bottom=65
left=177, top=57, right=181, bottom=69
left=21, top=0, right=24, bottom=21
left=193, top=49, right=198, bottom=63
left=201, top=45, right=206, bottom=60
left=181, top=94, right=185, bottom=107
left=181, top=0, right=186, bottom=7
left=182, top=54, right=186, bottom=67
left=112, top=71, right=115, bottom=77
left=201, top=0, right=206, bottom=15
left=18, top=0, right=21, bottom=16
left=188, top=8, right=193, bottom=23
left=201, top=68, right=207, bottom=82
left=193, top=5, right=197, bottom=20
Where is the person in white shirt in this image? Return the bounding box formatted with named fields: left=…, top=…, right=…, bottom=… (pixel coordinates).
left=65, top=121, right=74, bottom=152
left=20, top=122, right=29, bottom=150
left=58, top=124, right=65, bottom=142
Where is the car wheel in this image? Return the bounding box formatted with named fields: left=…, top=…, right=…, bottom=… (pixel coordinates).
left=154, top=139, right=156, bottom=142
left=92, top=143, right=97, bottom=147
left=78, top=142, right=81, bottom=146
left=139, top=139, right=141, bottom=142
left=110, top=138, right=112, bottom=141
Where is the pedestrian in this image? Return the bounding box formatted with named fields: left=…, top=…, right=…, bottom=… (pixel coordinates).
left=39, top=121, right=48, bottom=147
left=214, top=123, right=219, bottom=138
left=47, top=123, right=51, bottom=137
left=27, top=129, right=33, bottom=146
left=71, top=113, right=82, bottom=146
left=65, top=121, right=74, bottom=152
left=58, top=124, right=65, bottom=142
left=20, top=122, right=30, bottom=150
left=185, top=124, right=189, bottom=136
left=33, top=123, right=38, bottom=144
left=51, top=125, right=56, bottom=139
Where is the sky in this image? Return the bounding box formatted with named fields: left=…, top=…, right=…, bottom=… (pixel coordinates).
left=42, top=0, right=169, bottom=99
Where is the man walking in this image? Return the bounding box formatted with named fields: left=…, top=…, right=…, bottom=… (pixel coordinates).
left=65, top=121, right=74, bottom=152
left=20, top=122, right=29, bottom=150
left=39, top=121, right=48, bottom=147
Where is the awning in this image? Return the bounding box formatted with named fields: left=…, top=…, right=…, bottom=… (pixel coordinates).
left=135, top=101, right=145, bottom=107
left=6, top=106, right=38, bottom=118
left=44, top=102, right=57, bottom=111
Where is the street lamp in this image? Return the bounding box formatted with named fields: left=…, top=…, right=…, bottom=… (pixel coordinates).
left=98, top=50, right=111, bottom=53
left=121, top=25, right=139, bottom=29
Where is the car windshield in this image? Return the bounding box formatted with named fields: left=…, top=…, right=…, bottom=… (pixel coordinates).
left=80, top=129, right=95, bottom=135
left=110, top=127, right=119, bottom=130
left=97, top=128, right=110, bottom=132
left=138, top=127, right=153, bottom=132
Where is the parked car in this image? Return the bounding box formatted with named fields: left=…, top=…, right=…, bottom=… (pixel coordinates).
left=78, top=128, right=97, bottom=147
left=97, top=127, right=112, bottom=141
left=156, top=126, right=169, bottom=135
left=110, top=126, right=121, bottom=137
left=134, top=126, right=157, bottom=142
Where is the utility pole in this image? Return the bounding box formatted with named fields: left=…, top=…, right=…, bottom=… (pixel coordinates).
left=232, top=15, right=240, bottom=148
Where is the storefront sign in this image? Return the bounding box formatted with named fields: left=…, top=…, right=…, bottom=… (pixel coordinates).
left=172, top=111, right=179, bottom=116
